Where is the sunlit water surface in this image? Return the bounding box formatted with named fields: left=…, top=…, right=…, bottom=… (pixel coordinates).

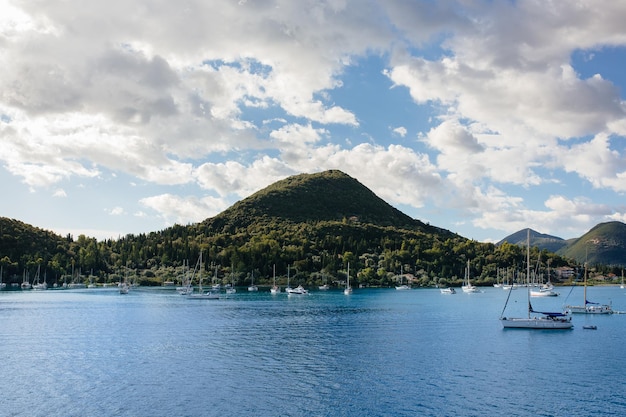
left=2, top=286, right=625, bottom=416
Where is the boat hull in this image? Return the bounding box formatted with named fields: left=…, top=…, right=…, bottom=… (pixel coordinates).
left=566, top=305, right=612, bottom=314
left=187, top=293, right=219, bottom=299
left=530, top=290, right=558, bottom=297
left=500, top=317, right=573, bottom=329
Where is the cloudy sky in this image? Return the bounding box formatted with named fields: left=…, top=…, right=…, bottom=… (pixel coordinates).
left=1, top=0, right=625, bottom=243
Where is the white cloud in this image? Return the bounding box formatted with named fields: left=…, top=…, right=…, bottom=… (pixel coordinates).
left=472, top=194, right=618, bottom=239
left=559, top=133, right=626, bottom=192
left=139, top=193, right=230, bottom=225
left=392, top=126, right=407, bottom=137
left=108, top=207, right=125, bottom=216
left=1, top=0, right=626, bottom=242
left=52, top=189, right=67, bottom=198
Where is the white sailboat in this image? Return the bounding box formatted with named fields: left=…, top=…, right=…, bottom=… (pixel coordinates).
left=32, top=265, right=47, bottom=291
left=68, top=266, right=86, bottom=289
left=176, top=260, right=194, bottom=295
left=0, top=265, right=5, bottom=289
left=226, top=265, right=236, bottom=294
left=270, top=264, right=280, bottom=294
left=318, top=271, right=329, bottom=290
left=461, top=260, right=479, bottom=293
left=564, top=258, right=612, bottom=314
left=211, top=264, right=221, bottom=291
left=344, top=262, right=352, bottom=295
left=500, top=230, right=573, bottom=329
left=187, top=252, right=219, bottom=300
left=530, top=258, right=558, bottom=297
left=21, top=269, right=31, bottom=290
left=247, top=270, right=258, bottom=292
left=395, top=266, right=410, bottom=290
left=119, top=266, right=130, bottom=294
left=621, top=269, right=624, bottom=289
left=493, top=268, right=502, bottom=288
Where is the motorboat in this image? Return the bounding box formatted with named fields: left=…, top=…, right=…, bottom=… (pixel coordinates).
left=286, top=285, right=308, bottom=295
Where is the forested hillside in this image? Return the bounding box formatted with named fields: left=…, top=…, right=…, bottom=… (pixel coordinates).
left=2, top=171, right=617, bottom=288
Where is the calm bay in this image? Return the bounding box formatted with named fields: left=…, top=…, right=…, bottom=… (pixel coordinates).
left=1, top=285, right=625, bottom=416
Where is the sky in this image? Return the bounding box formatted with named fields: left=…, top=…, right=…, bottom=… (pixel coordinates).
left=1, top=0, right=626, bottom=243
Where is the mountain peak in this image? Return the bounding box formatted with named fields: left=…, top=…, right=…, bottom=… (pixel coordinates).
left=202, top=170, right=453, bottom=235
left=497, top=228, right=566, bottom=253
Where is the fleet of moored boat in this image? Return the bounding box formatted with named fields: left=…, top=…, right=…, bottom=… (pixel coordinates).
left=4, top=247, right=622, bottom=331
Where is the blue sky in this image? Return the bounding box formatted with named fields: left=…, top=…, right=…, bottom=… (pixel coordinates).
left=1, top=0, right=625, bottom=243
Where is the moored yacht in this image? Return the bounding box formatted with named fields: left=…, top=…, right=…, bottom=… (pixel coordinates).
left=461, top=260, right=479, bottom=293
left=500, top=230, right=572, bottom=330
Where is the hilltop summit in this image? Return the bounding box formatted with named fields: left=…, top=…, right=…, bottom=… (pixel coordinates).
left=201, top=170, right=456, bottom=237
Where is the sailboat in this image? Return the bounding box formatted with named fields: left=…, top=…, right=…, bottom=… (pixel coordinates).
left=621, top=269, right=625, bottom=289
left=176, top=260, right=194, bottom=295
left=0, top=265, right=5, bottom=290
left=564, top=257, right=612, bottom=314
left=119, top=266, right=130, bottom=294
left=187, top=252, right=219, bottom=299
left=530, top=259, right=558, bottom=297
left=211, top=264, right=221, bottom=291
left=21, top=269, right=31, bottom=290
left=461, top=260, right=479, bottom=293
left=500, top=230, right=573, bottom=329
left=270, top=264, right=280, bottom=294
left=226, top=264, right=236, bottom=294
left=318, top=271, right=329, bottom=290
left=395, top=266, right=410, bottom=290
left=32, top=265, right=47, bottom=290
left=344, top=263, right=352, bottom=295
left=247, top=270, right=258, bottom=292
left=493, top=268, right=502, bottom=288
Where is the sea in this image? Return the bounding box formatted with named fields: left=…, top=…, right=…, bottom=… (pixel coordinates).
left=1, top=285, right=625, bottom=417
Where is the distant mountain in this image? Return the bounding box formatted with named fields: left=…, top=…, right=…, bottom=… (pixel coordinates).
left=499, top=222, right=626, bottom=267
left=558, top=221, right=626, bottom=266
left=201, top=170, right=457, bottom=237
left=497, top=228, right=568, bottom=253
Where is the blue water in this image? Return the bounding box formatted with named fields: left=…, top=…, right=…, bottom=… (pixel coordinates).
left=1, top=286, right=625, bottom=417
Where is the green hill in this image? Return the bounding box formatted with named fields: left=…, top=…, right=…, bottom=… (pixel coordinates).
left=202, top=170, right=454, bottom=236
left=0, top=217, right=75, bottom=284
left=2, top=170, right=602, bottom=287
left=558, top=221, right=626, bottom=266
left=499, top=222, right=626, bottom=267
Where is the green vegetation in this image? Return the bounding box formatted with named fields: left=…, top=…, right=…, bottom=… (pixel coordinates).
left=558, top=221, right=626, bottom=266
left=1, top=171, right=622, bottom=288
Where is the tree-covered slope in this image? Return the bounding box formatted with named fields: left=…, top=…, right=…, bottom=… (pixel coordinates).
left=558, top=221, right=626, bottom=266
left=201, top=170, right=455, bottom=237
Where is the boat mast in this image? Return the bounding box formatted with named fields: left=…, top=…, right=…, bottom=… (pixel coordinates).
left=526, top=229, right=530, bottom=319
left=583, top=245, right=587, bottom=309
